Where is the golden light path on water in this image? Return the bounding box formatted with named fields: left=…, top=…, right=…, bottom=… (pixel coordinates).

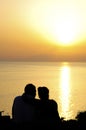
left=59, top=63, right=71, bottom=120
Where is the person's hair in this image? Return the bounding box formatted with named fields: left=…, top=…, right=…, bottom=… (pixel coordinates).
left=24, top=83, right=36, bottom=97
left=38, top=86, right=49, bottom=100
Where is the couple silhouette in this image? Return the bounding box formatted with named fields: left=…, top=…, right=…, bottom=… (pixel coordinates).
left=12, top=83, right=61, bottom=129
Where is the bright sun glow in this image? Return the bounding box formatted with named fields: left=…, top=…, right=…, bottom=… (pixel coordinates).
left=23, top=1, right=85, bottom=46
left=49, top=16, right=78, bottom=46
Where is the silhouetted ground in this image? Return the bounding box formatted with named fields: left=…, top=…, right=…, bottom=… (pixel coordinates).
left=0, top=111, right=86, bottom=130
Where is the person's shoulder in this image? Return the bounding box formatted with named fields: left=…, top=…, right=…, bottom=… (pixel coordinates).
left=49, top=99, right=58, bottom=106
left=34, top=98, right=40, bottom=105
left=14, top=95, right=21, bottom=101
left=50, top=99, right=57, bottom=104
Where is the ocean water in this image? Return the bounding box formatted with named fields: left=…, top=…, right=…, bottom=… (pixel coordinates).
left=0, top=61, right=86, bottom=120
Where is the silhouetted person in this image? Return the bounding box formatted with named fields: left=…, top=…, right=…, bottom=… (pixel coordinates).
left=12, top=83, right=38, bottom=129
left=37, top=86, right=61, bottom=130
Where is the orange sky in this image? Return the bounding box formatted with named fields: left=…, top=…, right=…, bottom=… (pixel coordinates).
left=0, top=0, right=86, bottom=61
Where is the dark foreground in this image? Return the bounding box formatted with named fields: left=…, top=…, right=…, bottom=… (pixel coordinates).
left=0, top=111, right=86, bottom=130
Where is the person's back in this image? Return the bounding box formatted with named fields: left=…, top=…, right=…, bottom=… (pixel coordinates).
left=12, top=83, right=38, bottom=128
left=12, top=96, right=36, bottom=123
left=37, top=86, right=61, bottom=130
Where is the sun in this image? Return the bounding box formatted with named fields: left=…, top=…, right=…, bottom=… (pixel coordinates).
left=52, top=19, right=77, bottom=46
left=25, top=1, right=82, bottom=46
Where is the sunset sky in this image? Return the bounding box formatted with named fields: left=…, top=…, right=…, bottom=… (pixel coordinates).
left=0, top=0, right=86, bottom=61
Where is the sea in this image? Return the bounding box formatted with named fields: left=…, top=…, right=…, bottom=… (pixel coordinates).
left=0, top=61, right=86, bottom=120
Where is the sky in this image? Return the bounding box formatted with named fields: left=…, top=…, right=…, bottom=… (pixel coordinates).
left=0, top=0, right=86, bottom=61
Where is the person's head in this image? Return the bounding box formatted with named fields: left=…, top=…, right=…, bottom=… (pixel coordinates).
left=38, top=86, right=49, bottom=100
left=24, top=83, right=36, bottom=98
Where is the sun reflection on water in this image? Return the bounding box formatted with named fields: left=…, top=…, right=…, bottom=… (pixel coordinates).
left=59, top=63, right=71, bottom=120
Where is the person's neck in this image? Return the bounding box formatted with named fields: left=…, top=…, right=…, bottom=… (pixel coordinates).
left=26, top=94, right=35, bottom=99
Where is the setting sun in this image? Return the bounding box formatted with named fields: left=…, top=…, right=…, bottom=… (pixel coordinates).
left=49, top=15, right=78, bottom=46
left=27, top=1, right=84, bottom=46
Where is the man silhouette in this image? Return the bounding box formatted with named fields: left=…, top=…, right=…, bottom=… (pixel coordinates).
left=12, top=83, right=38, bottom=128
left=37, top=86, right=61, bottom=130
